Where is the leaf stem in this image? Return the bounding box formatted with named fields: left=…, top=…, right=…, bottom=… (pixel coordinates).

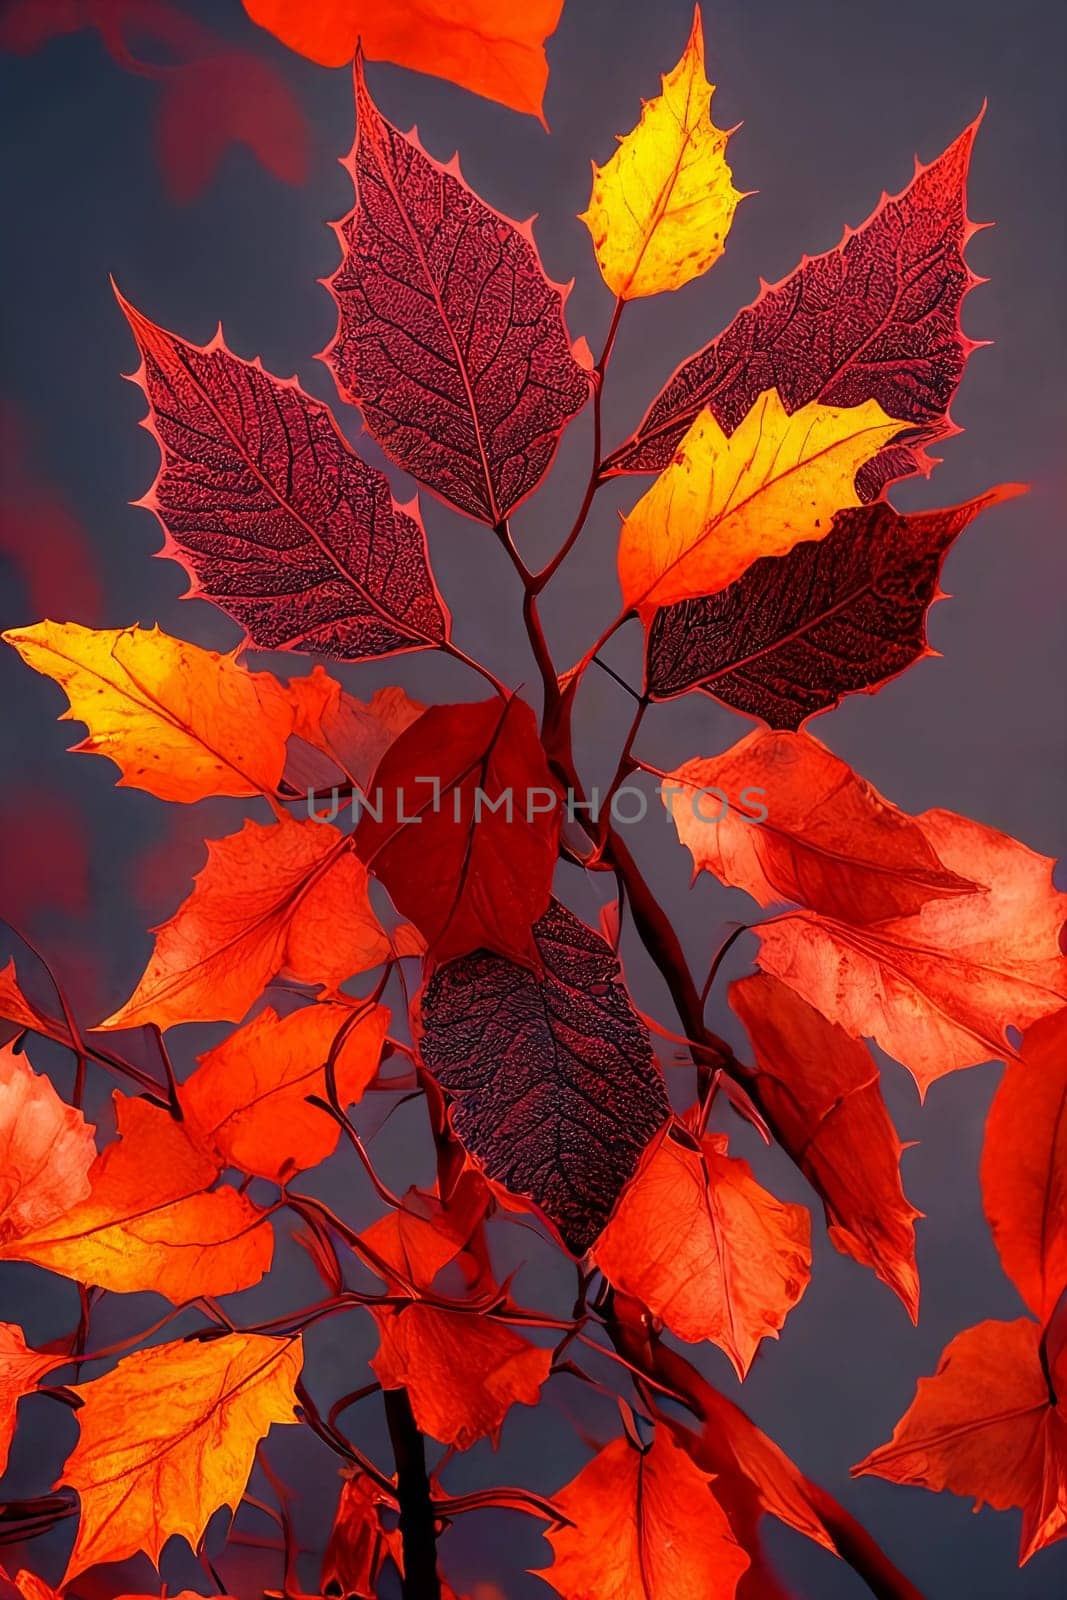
left=384, top=1387, right=441, bottom=1600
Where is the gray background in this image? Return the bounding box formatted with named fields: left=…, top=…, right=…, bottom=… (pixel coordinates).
left=1, top=1, right=1065, bottom=1596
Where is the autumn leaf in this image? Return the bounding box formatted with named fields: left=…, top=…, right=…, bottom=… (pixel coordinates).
left=57, top=1331, right=302, bottom=1580
left=595, top=1124, right=811, bottom=1378
left=0, top=962, right=76, bottom=1050
left=581, top=6, right=743, bottom=299
left=1, top=1324, right=62, bottom=1477
left=731, top=974, right=921, bottom=1319
left=362, top=1179, right=490, bottom=1289
left=356, top=697, right=562, bottom=969
left=419, top=899, right=671, bottom=1254
left=538, top=1430, right=749, bottom=1599
left=282, top=665, right=423, bottom=794
left=243, top=0, right=564, bottom=119
left=3, top=621, right=294, bottom=803
left=756, top=809, right=1067, bottom=1096
left=617, top=391, right=903, bottom=617
left=321, top=1472, right=396, bottom=1600
left=101, top=817, right=394, bottom=1031
left=0, top=1043, right=95, bottom=1240
left=604, top=114, right=984, bottom=489
left=325, top=59, right=592, bottom=524
left=181, top=1000, right=389, bottom=1182
left=982, top=1009, right=1067, bottom=1324
left=663, top=728, right=973, bottom=924
left=1, top=1095, right=273, bottom=1303
left=117, top=289, right=449, bottom=662
left=646, top=486, right=1026, bottom=724
left=854, top=1318, right=1067, bottom=1565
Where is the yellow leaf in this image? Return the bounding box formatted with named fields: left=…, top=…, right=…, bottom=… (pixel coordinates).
left=580, top=6, right=744, bottom=299
left=2, top=621, right=293, bottom=803
left=57, top=1332, right=302, bottom=1581
left=617, top=390, right=903, bottom=617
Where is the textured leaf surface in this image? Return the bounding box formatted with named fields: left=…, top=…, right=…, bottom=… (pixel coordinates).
left=595, top=1126, right=811, bottom=1377
left=646, top=487, right=1023, bottom=723
left=854, top=1318, right=1067, bottom=1566
left=325, top=61, right=592, bottom=523
left=581, top=6, right=743, bottom=299
left=1, top=1095, right=273, bottom=1303
left=4, top=621, right=293, bottom=802
left=617, top=392, right=902, bottom=617
left=102, top=817, right=393, bottom=1030
left=1, top=1324, right=62, bottom=1477
left=538, top=1431, right=749, bottom=1600
left=181, top=1001, right=389, bottom=1182
left=356, top=697, right=561, bottom=969
left=0, top=1043, right=95, bottom=1240
left=57, top=1332, right=302, bottom=1580
left=118, top=291, right=448, bottom=661
left=243, top=0, right=563, bottom=118
left=418, top=899, right=671, bottom=1253
left=283, top=665, right=423, bottom=793
left=731, top=974, right=921, bottom=1318
left=604, top=115, right=984, bottom=488
left=664, top=729, right=972, bottom=923
left=982, top=1008, right=1067, bottom=1324
left=757, top=809, right=1067, bottom=1096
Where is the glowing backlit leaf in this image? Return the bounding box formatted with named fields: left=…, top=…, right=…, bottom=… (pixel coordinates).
left=3, top=621, right=293, bottom=803
left=0, top=1043, right=95, bottom=1240
left=581, top=6, right=743, bottom=299
left=57, top=1332, right=302, bottom=1580
left=1, top=1324, right=62, bottom=1476
left=595, top=1125, right=811, bottom=1378
left=617, top=392, right=902, bottom=617
left=283, top=665, right=423, bottom=793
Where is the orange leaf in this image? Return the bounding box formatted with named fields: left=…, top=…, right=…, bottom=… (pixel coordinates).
left=538, top=1430, right=749, bottom=1599
left=0, top=961, right=76, bottom=1049
left=322, top=1471, right=398, bottom=1599
left=731, top=974, right=921, bottom=1319
left=362, top=1179, right=489, bottom=1288
left=57, top=1331, right=302, bottom=1581
left=181, top=1000, right=389, bottom=1181
left=1, top=1095, right=272, bottom=1303
left=982, top=1008, right=1067, bottom=1324
left=854, top=1318, right=1067, bottom=1565
left=617, top=391, right=902, bottom=618
left=595, top=1125, right=811, bottom=1378
left=0, top=1042, right=95, bottom=1240
left=664, top=729, right=973, bottom=922
left=757, top=809, right=1067, bottom=1096
left=242, top=1, right=564, bottom=119
left=3, top=621, right=293, bottom=803
left=1, top=1322, right=62, bottom=1476
left=284, top=665, right=422, bottom=792
left=100, top=817, right=394, bottom=1030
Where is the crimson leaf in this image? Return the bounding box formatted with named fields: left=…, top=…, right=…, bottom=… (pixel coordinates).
left=418, top=899, right=671, bottom=1253
left=324, top=58, right=593, bottom=525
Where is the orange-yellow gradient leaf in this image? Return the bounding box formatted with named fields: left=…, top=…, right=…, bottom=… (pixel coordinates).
left=595, top=1126, right=811, bottom=1378
left=617, top=391, right=902, bottom=617
left=181, top=1000, right=389, bottom=1181
left=538, top=1430, right=749, bottom=1599
left=284, top=665, right=422, bottom=792
left=57, top=1331, right=302, bottom=1581
left=242, top=1, right=563, bottom=119
left=3, top=622, right=293, bottom=803
left=1, top=1322, right=62, bottom=1476
left=664, top=729, right=973, bottom=923
left=757, top=810, right=1067, bottom=1097
left=1, top=1095, right=273, bottom=1303
left=100, top=817, right=393, bottom=1030
left=581, top=6, right=743, bottom=299
left=982, top=1008, right=1067, bottom=1323
left=854, top=1318, right=1067, bottom=1566
left=0, top=1043, right=96, bottom=1239
left=731, top=973, right=921, bottom=1319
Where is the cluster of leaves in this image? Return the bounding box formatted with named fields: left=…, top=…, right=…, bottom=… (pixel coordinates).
left=2, top=4, right=1065, bottom=1598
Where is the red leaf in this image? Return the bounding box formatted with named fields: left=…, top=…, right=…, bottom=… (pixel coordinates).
left=731, top=974, right=921, bottom=1319
left=418, top=898, right=671, bottom=1253
left=117, top=290, right=449, bottom=661
left=646, top=485, right=1024, bottom=726
left=356, top=697, right=562, bottom=969
left=324, top=59, right=592, bottom=524
left=1, top=1324, right=63, bottom=1477
left=604, top=115, right=984, bottom=493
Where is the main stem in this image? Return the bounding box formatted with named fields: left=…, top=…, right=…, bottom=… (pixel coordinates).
left=384, top=1387, right=440, bottom=1600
